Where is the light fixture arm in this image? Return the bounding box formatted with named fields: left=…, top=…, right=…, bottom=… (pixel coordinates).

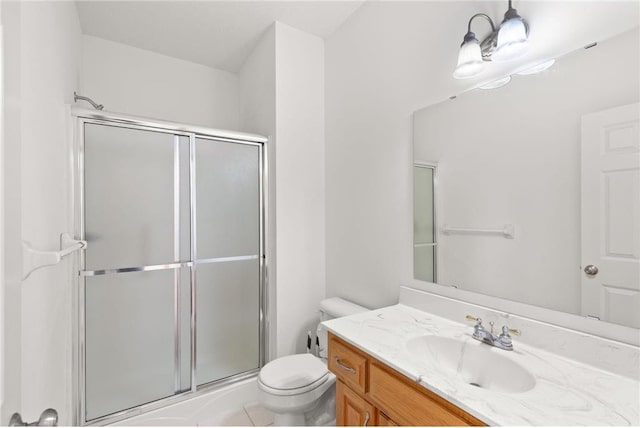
left=464, top=13, right=498, bottom=60
left=467, top=13, right=496, bottom=34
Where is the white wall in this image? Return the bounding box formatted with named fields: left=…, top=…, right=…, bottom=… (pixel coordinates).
left=1, top=1, right=81, bottom=424
left=81, top=35, right=240, bottom=130
left=274, top=23, right=325, bottom=357
left=238, top=25, right=277, bottom=359
left=325, top=1, right=640, bottom=310
left=239, top=27, right=276, bottom=138
left=413, top=29, right=639, bottom=314
left=326, top=2, right=420, bottom=310
left=0, top=2, right=19, bottom=421
left=239, top=22, right=326, bottom=358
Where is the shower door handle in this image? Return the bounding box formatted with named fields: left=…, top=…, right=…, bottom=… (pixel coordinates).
left=9, top=409, right=58, bottom=426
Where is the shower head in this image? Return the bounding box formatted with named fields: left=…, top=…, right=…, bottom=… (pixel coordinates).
left=74, top=91, right=104, bottom=110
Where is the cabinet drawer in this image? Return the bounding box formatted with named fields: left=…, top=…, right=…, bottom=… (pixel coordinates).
left=369, top=362, right=482, bottom=426
left=328, top=333, right=368, bottom=394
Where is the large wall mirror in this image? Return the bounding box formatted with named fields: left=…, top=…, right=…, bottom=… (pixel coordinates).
left=413, top=28, right=639, bottom=330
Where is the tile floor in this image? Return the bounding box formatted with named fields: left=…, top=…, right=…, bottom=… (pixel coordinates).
left=217, top=401, right=275, bottom=426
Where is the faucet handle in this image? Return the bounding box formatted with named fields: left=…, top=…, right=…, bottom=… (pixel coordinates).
left=465, top=315, right=482, bottom=324
left=465, top=315, right=485, bottom=331
left=496, top=325, right=519, bottom=350
left=504, top=326, right=521, bottom=336
left=466, top=316, right=489, bottom=341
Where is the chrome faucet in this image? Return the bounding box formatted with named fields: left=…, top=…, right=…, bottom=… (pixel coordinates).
left=465, top=315, right=521, bottom=351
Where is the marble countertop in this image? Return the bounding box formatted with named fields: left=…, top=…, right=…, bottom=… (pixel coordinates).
left=323, top=304, right=640, bottom=426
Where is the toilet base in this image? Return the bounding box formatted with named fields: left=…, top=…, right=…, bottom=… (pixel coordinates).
left=262, top=380, right=336, bottom=426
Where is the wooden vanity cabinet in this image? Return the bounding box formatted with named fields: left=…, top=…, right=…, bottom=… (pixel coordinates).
left=328, top=332, right=486, bottom=426
left=375, top=410, right=398, bottom=426
left=336, top=380, right=376, bottom=426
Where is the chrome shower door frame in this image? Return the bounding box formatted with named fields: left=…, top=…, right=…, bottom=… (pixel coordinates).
left=70, top=108, right=268, bottom=426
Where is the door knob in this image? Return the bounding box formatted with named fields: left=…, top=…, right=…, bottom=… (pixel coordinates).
left=584, top=264, right=599, bottom=276
left=9, top=409, right=57, bottom=426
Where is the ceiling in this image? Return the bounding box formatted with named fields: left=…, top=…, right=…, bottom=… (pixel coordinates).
left=76, top=1, right=640, bottom=78
left=75, top=1, right=366, bottom=73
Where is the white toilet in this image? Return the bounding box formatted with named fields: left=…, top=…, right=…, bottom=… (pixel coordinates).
left=257, top=297, right=368, bottom=426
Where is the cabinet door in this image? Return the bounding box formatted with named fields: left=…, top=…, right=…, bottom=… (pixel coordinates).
left=376, top=410, right=398, bottom=426
left=369, top=362, right=479, bottom=426
left=336, top=380, right=375, bottom=426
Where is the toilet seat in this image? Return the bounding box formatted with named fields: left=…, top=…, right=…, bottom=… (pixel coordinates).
left=258, top=354, right=330, bottom=396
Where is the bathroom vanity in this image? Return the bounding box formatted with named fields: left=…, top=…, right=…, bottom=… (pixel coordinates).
left=329, top=333, right=485, bottom=426
left=324, top=287, right=640, bottom=426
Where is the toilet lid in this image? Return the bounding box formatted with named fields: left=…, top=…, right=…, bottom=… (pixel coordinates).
left=259, top=354, right=329, bottom=392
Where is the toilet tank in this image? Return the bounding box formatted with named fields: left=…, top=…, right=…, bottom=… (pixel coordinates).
left=319, top=297, right=368, bottom=320
left=316, top=297, right=368, bottom=358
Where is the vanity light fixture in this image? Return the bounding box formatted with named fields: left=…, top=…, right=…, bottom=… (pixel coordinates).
left=474, top=58, right=554, bottom=91
left=478, top=75, right=511, bottom=90
left=515, top=58, right=555, bottom=75
left=453, top=0, right=529, bottom=79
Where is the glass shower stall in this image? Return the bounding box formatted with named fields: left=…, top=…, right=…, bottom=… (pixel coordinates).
left=72, top=110, right=267, bottom=424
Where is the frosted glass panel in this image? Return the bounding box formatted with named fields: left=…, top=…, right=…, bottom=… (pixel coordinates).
left=414, top=165, right=436, bottom=282
left=414, top=166, right=434, bottom=244
left=414, top=245, right=435, bottom=283
left=179, top=268, right=192, bottom=392
left=85, top=270, right=175, bottom=420
left=196, top=139, right=260, bottom=258
left=196, top=260, right=260, bottom=386
left=84, top=124, right=177, bottom=270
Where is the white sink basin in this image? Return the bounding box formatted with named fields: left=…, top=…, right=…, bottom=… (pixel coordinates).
left=406, top=335, right=536, bottom=394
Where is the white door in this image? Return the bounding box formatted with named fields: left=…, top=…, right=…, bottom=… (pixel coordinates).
left=581, top=103, right=640, bottom=328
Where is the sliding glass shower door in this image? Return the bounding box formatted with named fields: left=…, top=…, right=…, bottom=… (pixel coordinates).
left=78, top=118, right=265, bottom=424
left=83, top=124, right=188, bottom=420
left=194, top=138, right=260, bottom=385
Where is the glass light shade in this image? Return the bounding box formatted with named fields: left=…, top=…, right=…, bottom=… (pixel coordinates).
left=453, top=37, right=484, bottom=79
left=516, top=59, right=555, bottom=75
left=492, top=16, right=529, bottom=62
left=479, top=75, right=511, bottom=90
